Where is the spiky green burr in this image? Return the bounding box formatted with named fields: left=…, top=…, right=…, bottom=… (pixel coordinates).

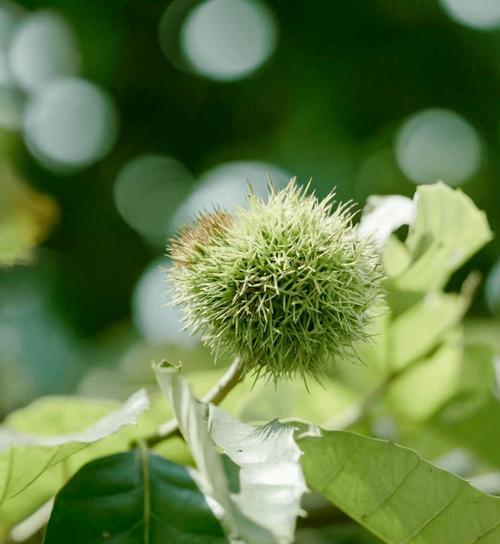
left=168, top=180, right=383, bottom=381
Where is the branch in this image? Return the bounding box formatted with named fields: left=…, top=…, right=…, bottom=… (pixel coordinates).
left=322, top=367, right=407, bottom=431
left=142, top=357, right=244, bottom=449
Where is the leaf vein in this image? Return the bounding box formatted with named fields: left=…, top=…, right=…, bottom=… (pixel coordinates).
left=471, top=518, right=500, bottom=543
left=319, top=444, right=359, bottom=494
left=401, top=483, right=466, bottom=544
left=362, top=458, right=421, bottom=520
left=139, top=444, right=151, bottom=544
left=0, top=447, right=14, bottom=504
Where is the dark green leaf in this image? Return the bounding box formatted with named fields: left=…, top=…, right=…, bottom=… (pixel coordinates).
left=45, top=448, right=226, bottom=543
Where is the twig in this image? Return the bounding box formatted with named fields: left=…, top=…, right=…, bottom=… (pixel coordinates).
left=322, top=368, right=406, bottom=431
left=141, top=357, right=244, bottom=449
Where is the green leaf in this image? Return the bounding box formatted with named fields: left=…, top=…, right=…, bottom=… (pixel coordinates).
left=382, top=235, right=411, bottom=278
left=388, top=292, right=465, bottom=370
left=387, top=337, right=462, bottom=421
left=432, top=393, right=500, bottom=470
left=44, top=448, right=226, bottom=543
left=390, top=182, right=492, bottom=292
left=0, top=393, right=191, bottom=535
left=154, top=362, right=307, bottom=544
left=465, top=318, right=500, bottom=357
left=237, top=378, right=357, bottom=425
left=297, top=523, right=382, bottom=544
left=299, top=430, right=500, bottom=544
left=0, top=390, right=148, bottom=507
left=388, top=338, right=494, bottom=422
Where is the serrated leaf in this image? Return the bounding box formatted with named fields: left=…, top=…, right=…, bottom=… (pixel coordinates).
left=154, top=362, right=306, bottom=544
left=390, top=182, right=492, bottom=292
left=0, top=390, right=148, bottom=506
left=299, top=429, right=500, bottom=544
left=44, top=448, right=226, bottom=543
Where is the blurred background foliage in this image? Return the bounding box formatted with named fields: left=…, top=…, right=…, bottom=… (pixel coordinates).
left=1, top=0, right=500, bottom=423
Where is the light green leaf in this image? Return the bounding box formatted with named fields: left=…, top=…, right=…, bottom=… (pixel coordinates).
left=387, top=336, right=494, bottom=422
left=155, top=362, right=273, bottom=544
left=0, top=390, right=148, bottom=507
left=44, top=448, right=226, bottom=543
left=237, top=378, right=357, bottom=425
left=388, top=337, right=463, bottom=421
left=390, top=182, right=492, bottom=292
left=296, top=523, right=382, bottom=544
left=382, top=235, right=411, bottom=278
left=388, top=291, right=466, bottom=370
left=465, top=318, right=500, bottom=357
left=0, top=393, right=190, bottom=535
left=299, top=429, right=500, bottom=544
left=154, top=362, right=307, bottom=544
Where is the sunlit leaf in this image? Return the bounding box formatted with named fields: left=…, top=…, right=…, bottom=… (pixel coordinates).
left=237, top=378, right=357, bottom=425
left=358, top=194, right=415, bottom=247
left=155, top=361, right=307, bottom=544
left=296, top=523, right=382, bottom=544
left=465, top=318, right=500, bottom=357
left=388, top=336, right=463, bottom=421
left=0, top=393, right=189, bottom=534
left=388, top=338, right=494, bottom=422
left=382, top=235, right=411, bottom=278
left=210, top=407, right=307, bottom=542
left=299, top=429, right=500, bottom=544
left=389, top=182, right=492, bottom=293
left=44, top=449, right=226, bottom=543
left=388, top=291, right=466, bottom=370
left=0, top=391, right=148, bottom=507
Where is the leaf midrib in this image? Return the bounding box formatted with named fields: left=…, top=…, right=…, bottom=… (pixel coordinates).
left=139, top=443, right=151, bottom=544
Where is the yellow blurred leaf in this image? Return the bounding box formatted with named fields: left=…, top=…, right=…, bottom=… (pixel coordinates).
left=0, top=162, right=57, bottom=267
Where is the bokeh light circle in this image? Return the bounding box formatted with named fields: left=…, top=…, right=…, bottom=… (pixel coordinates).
left=23, top=77, right=118, bottom=172
left=0, top=0, right=23, bottom=86
left=395, top=108, right=481, bottom=186
left=439, top=0, right=500, bottom=30
left=0, top=1, right=22, bottom=50
left=114, top=154, right=194, bottom=242
left=485, top=259, right=500, bottom=317
left=132, top=259, right=196, bottom=348
left=8, top=10, right=80, bottom=92
left=172, top=160, right=290, bottom=229
left=180, top=0, right=277, bottom=81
